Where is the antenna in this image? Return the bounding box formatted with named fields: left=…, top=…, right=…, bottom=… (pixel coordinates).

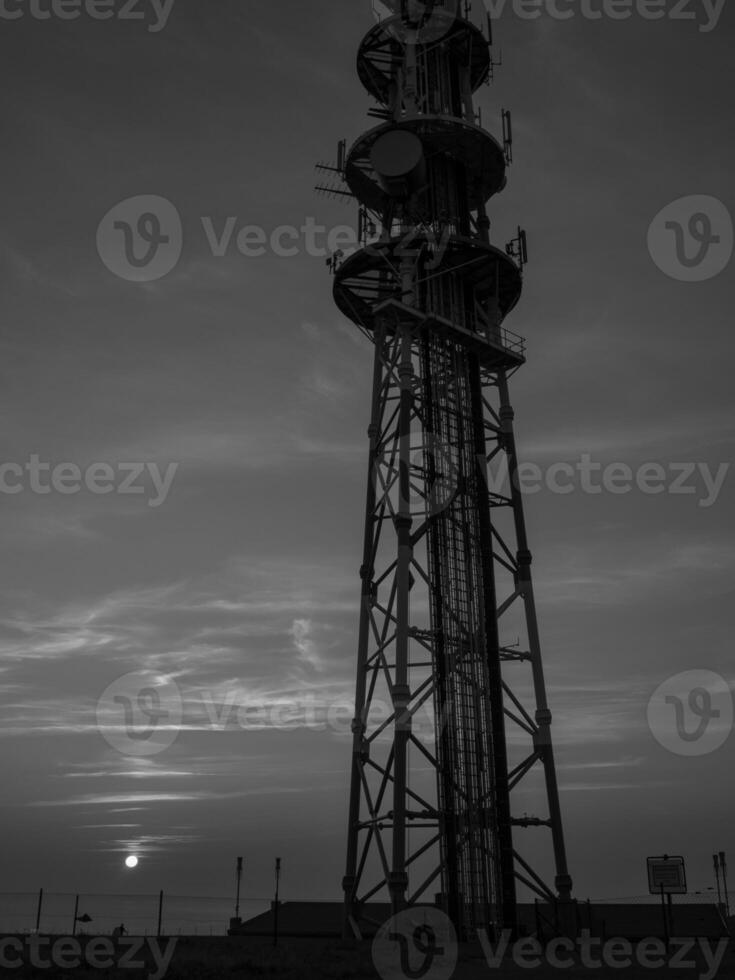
left=487, top=15, right=503, bottom=82
left=506, top=226, right=528, bottom=269
left=315, top=139, right=347, bottom=177
left=358, top=205, right=377, bottom=246
left=502, top=109, right=513, bottom=165
left=314, top=183, right=354, bottom=201
left=368, top=105, right=393, bottom=120
left=326, top=250, right=345, bottom=275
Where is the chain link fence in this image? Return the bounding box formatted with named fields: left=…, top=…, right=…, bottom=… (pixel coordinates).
left=1, top=891, right=731, bottom=937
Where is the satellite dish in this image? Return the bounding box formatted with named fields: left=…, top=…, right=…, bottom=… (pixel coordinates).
left=370, top=130, right=426, bottom=198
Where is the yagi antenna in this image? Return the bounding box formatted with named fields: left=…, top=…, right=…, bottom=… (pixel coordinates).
left=314, top=183, right=354, bottom=201
left=315, top=139, right=347, bottom=177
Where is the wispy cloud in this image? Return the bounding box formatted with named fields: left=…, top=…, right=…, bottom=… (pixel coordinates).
left=27, top=787, right=309, bottom=808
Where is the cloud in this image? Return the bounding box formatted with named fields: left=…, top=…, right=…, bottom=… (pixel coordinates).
left=289, top=618, right=323, bottom=671
left=27, top=787, right=309, bottom=808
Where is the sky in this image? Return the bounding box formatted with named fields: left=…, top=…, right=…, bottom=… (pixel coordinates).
left=0, top=0, right=734, bottom=920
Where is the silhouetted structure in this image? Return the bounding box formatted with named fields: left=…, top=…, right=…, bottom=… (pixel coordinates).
left=230, top=901, right=730, bottom=941
left=319, top=0, right=572, bottom=941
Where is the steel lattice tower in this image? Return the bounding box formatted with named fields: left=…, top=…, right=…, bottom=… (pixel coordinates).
left=318, top=0, right=573, bottom=941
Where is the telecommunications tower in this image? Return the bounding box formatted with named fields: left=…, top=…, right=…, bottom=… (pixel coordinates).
left=317, top=0, right=573, bottom=940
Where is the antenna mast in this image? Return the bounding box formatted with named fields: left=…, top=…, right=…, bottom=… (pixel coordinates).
left=321, top=0, right=573, bottom=941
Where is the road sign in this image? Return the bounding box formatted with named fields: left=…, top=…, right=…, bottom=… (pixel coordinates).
left=647, top=855, right=687, bottom=895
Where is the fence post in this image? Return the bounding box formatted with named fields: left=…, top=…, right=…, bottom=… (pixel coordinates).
left=35, top=889, right=44, bottom=933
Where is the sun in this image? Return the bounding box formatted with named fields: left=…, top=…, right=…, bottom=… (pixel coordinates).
left=125, top=855, right=139, bottom=869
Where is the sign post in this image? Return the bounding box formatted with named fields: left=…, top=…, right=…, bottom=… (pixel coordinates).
left=647, top=855, right=687, bottom=945
left=659, top=885, right=668, bottom=946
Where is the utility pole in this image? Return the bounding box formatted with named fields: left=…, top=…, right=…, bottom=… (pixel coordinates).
left=714, top=853, right=723, bottom=913
left=720, top=851, right=730, bottom=918
left=273, top=857, right=281, bottom=947
left=35, top=889, right=43, bottom=934
left=235, top=856, right=243, bottom=921
left=157, top=890, right=164, bottom=937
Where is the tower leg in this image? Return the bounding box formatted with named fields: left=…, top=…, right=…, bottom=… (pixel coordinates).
left=389, top=324, right=415, bottom=916
left=343, top=334, right=385, bottom=938
left=497, top=372, right=573, bottom=907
